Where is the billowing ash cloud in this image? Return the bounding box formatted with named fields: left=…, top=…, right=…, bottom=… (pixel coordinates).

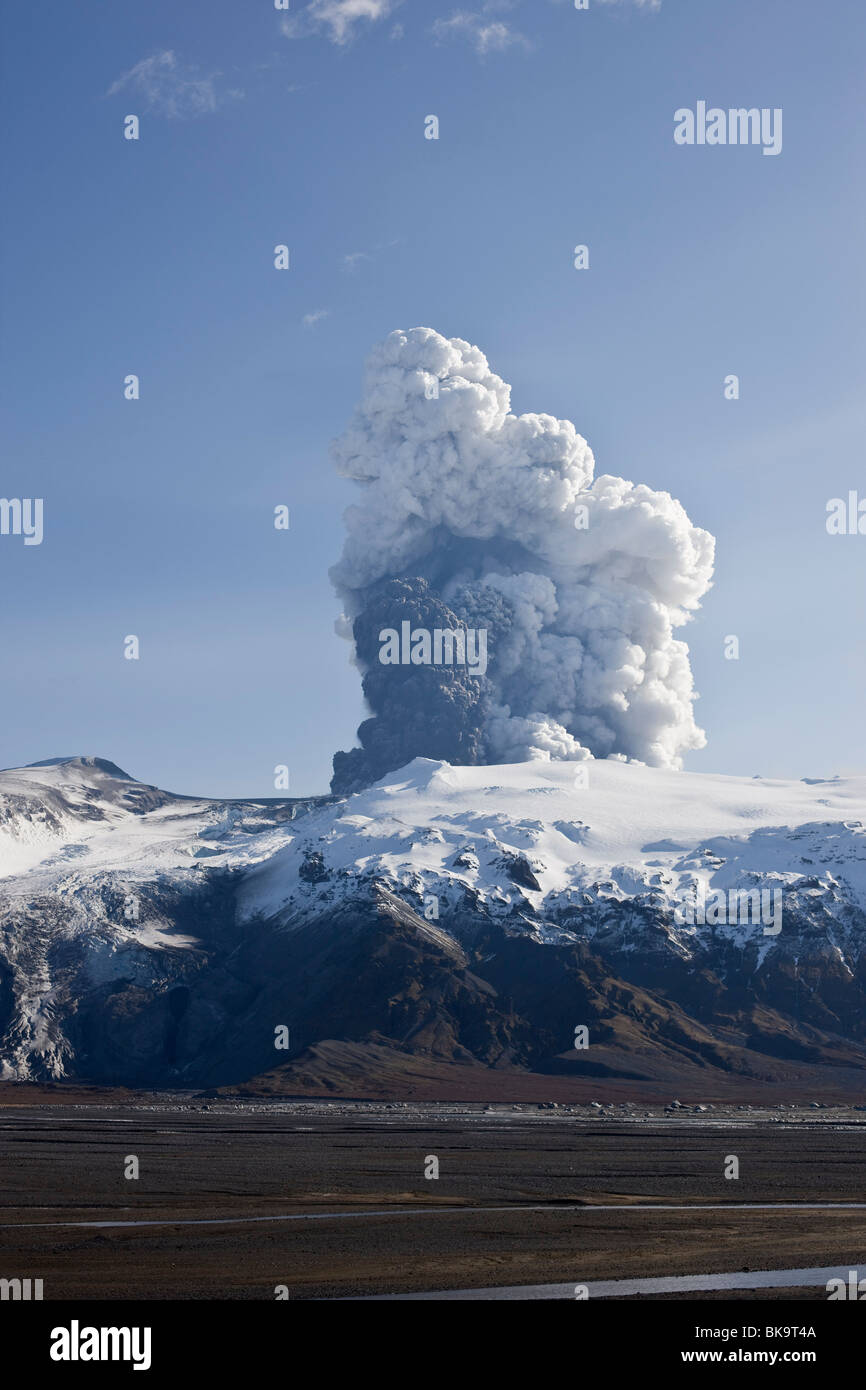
left=330, top=327, right=714, bottom=793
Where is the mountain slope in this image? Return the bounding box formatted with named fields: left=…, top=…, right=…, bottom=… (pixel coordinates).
left=1, top=755, right=865, bottom=1098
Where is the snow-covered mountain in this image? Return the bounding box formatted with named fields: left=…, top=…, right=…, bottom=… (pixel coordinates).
left=1, top=755, right=865, bottom=1098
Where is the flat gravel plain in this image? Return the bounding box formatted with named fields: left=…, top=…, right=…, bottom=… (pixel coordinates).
left=1, top=1100, right=865, bottom=1300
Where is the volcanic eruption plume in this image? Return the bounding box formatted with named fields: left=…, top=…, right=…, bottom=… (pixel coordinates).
left=329, top=327, right=714, bottom=794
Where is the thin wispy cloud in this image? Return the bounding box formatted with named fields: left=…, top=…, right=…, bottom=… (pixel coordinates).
left=302, top=309, right=330, bottom=327
left=431, top=10, right=530, bottom=55
left=550, top=0, right=661, bottom=8
left=548, top=0, right=661, bottom=7
left=281, top=0, right=399, bottom=46
left=598, top=0, right=662, bottom=10
left=107, top=51, right=241, bottom=119
left=342, top=251, right=372, bottom=272
left=341, top=238, right=401, bottom=272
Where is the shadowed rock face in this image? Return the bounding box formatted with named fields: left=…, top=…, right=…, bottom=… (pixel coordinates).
left=14, top=873, right=866, bottom=1096
left=331, top=578, right=489, bottom=795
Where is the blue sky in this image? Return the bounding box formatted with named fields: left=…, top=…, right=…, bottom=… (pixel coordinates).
left=1, top=0, right=863, bottom=796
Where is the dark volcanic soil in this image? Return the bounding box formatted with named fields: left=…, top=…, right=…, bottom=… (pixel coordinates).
left=1, top=1099, right=865, bottom=1300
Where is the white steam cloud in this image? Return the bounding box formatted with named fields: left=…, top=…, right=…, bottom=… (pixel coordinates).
left=331, top=327, right=714, bottom=773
